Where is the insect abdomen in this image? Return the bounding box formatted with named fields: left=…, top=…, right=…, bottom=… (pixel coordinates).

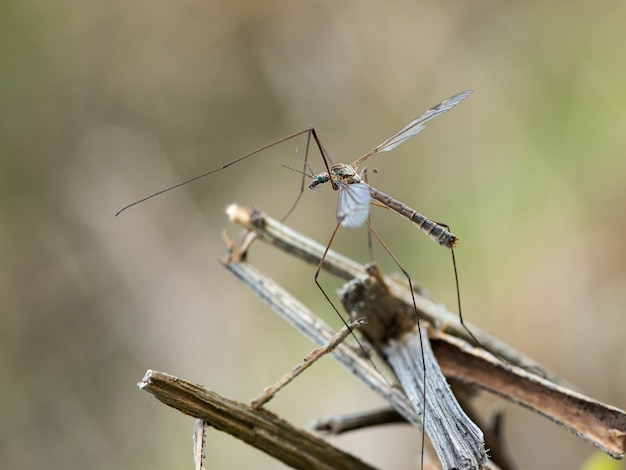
left=369, top=187, right=458, bottom=249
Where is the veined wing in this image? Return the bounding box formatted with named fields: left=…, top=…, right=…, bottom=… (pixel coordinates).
left=336, top=182, right=372, bottom=229
left=351, top=90, right=472, bottom=167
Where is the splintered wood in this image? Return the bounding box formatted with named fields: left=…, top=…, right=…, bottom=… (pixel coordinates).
left=138, top=204, right=626, bottom=470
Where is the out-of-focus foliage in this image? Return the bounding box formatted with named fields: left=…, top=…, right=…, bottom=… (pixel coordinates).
left=582, top=452, right=625, bottom=470
left=1, top=1, right=625, bottom=469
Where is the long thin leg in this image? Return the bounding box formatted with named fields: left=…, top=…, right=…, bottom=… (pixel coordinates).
left=372, top=200, right=480, bottom=349
left=116, top=127, right=320, bottom=216
left=312, top=223, right=372, bottom=360
left=365, top=220, right=427, bottom=469
left=308, top=127, right=339, bottom=191
left=361, top=167, right=375, bottom=262
left=280, top=129, right=316, bottom=222
left=306, top=134, right=379, bottom=357
left=435, top=222, right=481, bottom=348
left=315, top=183, right=429, bottom=463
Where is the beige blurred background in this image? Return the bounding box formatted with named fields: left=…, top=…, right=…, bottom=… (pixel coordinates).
left=2, top=1, right=625, bottom=469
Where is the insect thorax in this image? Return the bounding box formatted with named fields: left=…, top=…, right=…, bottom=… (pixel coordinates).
left=331, top=164, right=361, bottom=184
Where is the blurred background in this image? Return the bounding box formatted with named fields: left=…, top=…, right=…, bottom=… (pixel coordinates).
left=2, top=1, right=625, bottom=469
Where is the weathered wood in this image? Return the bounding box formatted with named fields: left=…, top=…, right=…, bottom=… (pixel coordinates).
left=139, top=370, right=377, bottom=470
left=226, top=203, right=626, bottom=461
left=430, top=331, right=626, bottom=459
left=249, top=318, right=365, bottom=409
left=340, top=263, right=487, bottom=469
left=222, top=258, right=422, bottom=428
left=226, top=203, right=561, bottom=384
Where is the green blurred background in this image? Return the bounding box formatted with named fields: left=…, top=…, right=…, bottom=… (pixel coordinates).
left=2, top=1, right=625, bottom=469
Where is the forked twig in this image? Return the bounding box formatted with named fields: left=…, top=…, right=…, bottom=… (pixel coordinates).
left=226, top=203, right=559, bottom=384
left=221, top=257, right=421, bottom=427
left=138, top=204, right=626, bottom=470
left=223, top=257, right=487, bottom=469
left=226, top=203, right=626, bottom=461
left=249, top=317, right=366, bottom=409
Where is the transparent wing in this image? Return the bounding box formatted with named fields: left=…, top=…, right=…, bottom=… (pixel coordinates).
left=351, top=90, right=472, bottom=167
left=337, top=183, right=372, bottom=229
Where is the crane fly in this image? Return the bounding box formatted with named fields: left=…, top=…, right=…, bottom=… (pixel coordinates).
left=305, top=90, right=475, bottom=341
left=117, top=90, right=475, bottom=469
left=116, top=89, right=475, bottom=344
left=309, top=90, right=470, bottom=243
left=301, top=90, right=474, bottom=469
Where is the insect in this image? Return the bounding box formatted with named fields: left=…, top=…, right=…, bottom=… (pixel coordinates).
left=309, top=89, right=470, bottom=246
left=118, top=90, right=475, bottom=469
left=117, top=89, right=476, bottom=343
left=297, top=91, right=473, bottom=470
left=116, top=91, right=470, bottom=231
left=299, top=91, right=475, bottom=343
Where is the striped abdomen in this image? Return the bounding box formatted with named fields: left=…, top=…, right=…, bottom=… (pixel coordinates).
left=368, top=186, right=458, bottom=249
